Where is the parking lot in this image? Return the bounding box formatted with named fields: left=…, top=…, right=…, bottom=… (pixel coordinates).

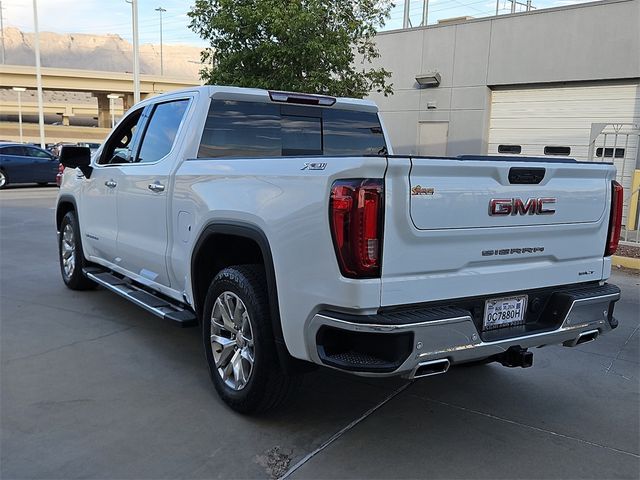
left=1, top=186, right=638, bottom=479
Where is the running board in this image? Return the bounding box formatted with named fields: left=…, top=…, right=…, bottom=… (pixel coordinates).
left=83, top=268, right=197, bottom=327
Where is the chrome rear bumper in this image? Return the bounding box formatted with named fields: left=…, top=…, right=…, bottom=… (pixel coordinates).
left=307, top=283, right=621, bottom=377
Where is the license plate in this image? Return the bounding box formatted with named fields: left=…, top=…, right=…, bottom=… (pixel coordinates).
left=483, top=295, right=527, bottom=330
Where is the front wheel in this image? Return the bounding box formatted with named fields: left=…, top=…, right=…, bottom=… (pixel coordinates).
left=202, top=265, right=296, bottom=413
left=58, top=211, right=96, bottom=290
left=0, top=170, right=8, bottom=189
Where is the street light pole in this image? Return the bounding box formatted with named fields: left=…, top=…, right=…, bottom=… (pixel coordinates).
left=107, top=93, right=120, bottom=128
left=0, top=0, right=6, bottom=64
left=13, top=87, right=26, bottom=143
left=155, top=6, right=166, bottom=76
left=32, top=0, right=45, bottom=148
left=126, top=0, right=141, bottom=104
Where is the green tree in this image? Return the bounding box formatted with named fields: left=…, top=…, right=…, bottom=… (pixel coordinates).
left=188, top=0, right=394, bottom=98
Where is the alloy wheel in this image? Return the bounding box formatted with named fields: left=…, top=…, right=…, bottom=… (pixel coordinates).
left=61, top=223, right=76, bottom=279
left=210, top=291, right=255, bottom=391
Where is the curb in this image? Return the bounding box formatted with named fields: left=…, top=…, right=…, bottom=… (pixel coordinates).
left=612, top=255, right=640, bottom=270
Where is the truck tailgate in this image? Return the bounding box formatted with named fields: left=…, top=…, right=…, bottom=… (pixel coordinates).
left=381, top=156, right=617, bottom=307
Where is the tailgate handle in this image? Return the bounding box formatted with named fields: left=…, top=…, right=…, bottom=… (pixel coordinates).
left=509, top=167, right=545, bottom=184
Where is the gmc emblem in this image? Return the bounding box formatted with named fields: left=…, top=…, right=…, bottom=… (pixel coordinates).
left=489, top=198, right=556, bottom=216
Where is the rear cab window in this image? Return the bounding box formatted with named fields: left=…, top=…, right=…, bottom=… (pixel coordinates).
left=198, top=100, right=387, bottom=158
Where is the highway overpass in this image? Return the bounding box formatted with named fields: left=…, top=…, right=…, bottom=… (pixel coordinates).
left=1, top=64, right=199, bottom=128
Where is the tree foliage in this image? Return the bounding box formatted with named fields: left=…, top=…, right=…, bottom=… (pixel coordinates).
left=188, top=0, right=394, bottom=98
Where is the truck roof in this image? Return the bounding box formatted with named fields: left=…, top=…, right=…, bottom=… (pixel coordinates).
left=148, top=85, right=379, bottom=112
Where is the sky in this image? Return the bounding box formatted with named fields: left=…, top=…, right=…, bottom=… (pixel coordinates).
left=2, top=0, right=596, bottom=47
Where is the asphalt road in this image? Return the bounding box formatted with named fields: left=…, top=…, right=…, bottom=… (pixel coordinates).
left=1, top=187, right=639, bottom=480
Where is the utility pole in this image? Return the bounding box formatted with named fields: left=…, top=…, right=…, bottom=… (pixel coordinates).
left=107, top=94, right=120, bottom=128
left=0, top=1, right=6, bottom=64
left=155, top=6, right=166, bottom=76
left=402, top=0, right=411, bottom=29
left=32, top=0, right=45, bottom=148
left=421, top=0, right=429, bottom=26
left=126, top=0, right=141, bottom=104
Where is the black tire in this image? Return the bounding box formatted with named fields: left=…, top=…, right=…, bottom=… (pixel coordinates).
left=58, top=211, right=96, bottom=290
left=202, top=265, right=296, bottom=413
left=0, top=170, right=8, bottom=189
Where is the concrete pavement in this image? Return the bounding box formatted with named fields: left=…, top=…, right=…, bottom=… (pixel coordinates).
left=1, top=187, right=638, bottom=479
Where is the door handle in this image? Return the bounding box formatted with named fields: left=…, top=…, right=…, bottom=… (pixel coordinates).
left=105, top=179, right=117, bottom=188
left=148, top=182, right=165, bottom=193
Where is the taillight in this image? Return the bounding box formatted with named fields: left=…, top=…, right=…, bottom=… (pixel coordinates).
left=329, top=179, right=383, bottom=278
left=606, top=180, right=623, bottom=256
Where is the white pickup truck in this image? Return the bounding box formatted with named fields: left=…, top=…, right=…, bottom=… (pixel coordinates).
left=56, top=86, right=623, bottom=412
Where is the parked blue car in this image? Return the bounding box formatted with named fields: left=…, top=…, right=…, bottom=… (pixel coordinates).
left=0, top=143, right=60, bottom=189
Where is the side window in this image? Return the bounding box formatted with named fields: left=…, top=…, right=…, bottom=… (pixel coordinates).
left=1, top=146, right=25, bottom=156
left=25, top=147, right=52, bottom=159
left=596, top=147, right=625, bottom=158
left=99, top=108, right=144, bottom=165
left=135, top=99, right=189, bottom=164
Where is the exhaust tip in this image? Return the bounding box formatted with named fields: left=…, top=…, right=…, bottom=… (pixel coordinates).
left=563, top=329, right=600, bottom=347
left=412, top=359, right=450, bottom=379
left=576, top=330, right=599, bottom=345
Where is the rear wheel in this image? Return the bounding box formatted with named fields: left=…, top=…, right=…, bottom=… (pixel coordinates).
left=202, top=265, right=296, bottom=413
left=0, top=170, right=8, bottom=189
left=58, top=211, right=96, bottom=290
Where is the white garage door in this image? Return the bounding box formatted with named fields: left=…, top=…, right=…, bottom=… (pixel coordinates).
left=488, top=82, right=640, bottom=221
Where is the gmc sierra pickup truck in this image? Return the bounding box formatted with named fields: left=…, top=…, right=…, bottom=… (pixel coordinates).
left=56, top=86, right=623, bottom=413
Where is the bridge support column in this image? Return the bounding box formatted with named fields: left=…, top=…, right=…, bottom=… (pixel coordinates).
left=123, top=92, right=150, bottom=112
left=93, top=93, right=111, bottom=128
left=123, top=93, right=134, bottom=112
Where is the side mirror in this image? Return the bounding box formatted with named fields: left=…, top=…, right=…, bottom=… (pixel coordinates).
left=59, top=146, right=93, bottom=178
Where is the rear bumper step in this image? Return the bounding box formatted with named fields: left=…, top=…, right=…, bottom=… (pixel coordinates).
left=83, top=268, right=197, bottom=327
left=308, top=283, right=621, bottom=376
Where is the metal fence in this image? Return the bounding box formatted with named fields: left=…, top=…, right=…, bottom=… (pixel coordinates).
left=589, top=123, right=640, bottom=247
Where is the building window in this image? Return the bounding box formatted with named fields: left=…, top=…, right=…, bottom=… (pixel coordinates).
left=596, top=147, right=625, bottom=158
left=498, top=145, right=522, bottom=154
left=544, top=146, right=571, bottom=156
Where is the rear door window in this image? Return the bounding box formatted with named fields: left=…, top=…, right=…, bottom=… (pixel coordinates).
left=24, top=147, right=53, bottom=159
left=1, top=146, right=25, bottom=156
left=198, top=100, right=387, bottom=158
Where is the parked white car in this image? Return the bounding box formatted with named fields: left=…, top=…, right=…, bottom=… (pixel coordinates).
left=56, top=86, right=623, bottom=412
